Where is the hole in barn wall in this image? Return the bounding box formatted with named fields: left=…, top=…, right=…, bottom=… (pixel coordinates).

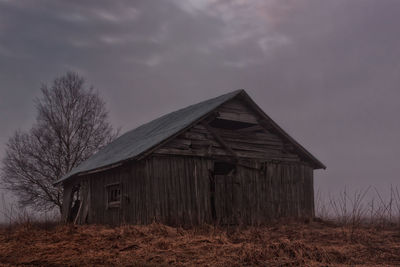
left=213, top=161, right=236, bottom=175
left=209, top=118, right=256, bottom=130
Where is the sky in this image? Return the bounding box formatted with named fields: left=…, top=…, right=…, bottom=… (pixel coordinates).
left=1, top=0, right=400, bottom=220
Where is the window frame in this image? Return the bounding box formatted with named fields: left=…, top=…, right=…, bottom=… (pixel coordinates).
left=105, top=182, right=122, bottom=209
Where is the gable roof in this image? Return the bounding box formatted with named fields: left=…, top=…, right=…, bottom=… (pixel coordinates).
left=55, top=89, right=325, bottom=185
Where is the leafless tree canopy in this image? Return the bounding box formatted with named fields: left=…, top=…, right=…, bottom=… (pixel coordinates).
left=1, top=72, right=118, bottom=213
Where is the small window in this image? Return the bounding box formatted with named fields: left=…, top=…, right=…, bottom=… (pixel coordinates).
left=106, top=183, right=121, bottom=208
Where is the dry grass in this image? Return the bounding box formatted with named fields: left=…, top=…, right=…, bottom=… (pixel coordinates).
left=1, top=187, right=399, bottom=266
left=0, top=220, right=399, bottom=266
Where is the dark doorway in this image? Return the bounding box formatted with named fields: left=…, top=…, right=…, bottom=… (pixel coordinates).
left=210, top=161, right=237, bottom=224
left=67, top=185, right=81, bottom=223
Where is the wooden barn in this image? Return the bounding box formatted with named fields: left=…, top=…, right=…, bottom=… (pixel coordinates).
left=55, top=90, right=325, bottom=225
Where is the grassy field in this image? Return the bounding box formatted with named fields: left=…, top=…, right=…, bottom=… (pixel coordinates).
left=0, top=220, right=399, bottom=266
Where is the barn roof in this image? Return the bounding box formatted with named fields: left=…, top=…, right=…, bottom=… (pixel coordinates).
left=55, top=89, right=325, bottom=185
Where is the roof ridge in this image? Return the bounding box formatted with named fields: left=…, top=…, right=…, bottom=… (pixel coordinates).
left=55, top=88, right=325, bottom=185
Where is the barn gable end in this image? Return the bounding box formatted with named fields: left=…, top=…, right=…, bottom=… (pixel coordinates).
left=154, top=96, right=303, bottom=165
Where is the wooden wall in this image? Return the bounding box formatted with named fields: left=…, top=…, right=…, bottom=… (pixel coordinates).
left=67, top=156, right=314, bottom=225
left=230, top=161, right=314, bottom=225
left=73, top=157, right=211, bottom=225
left=143, top=156, right=212, bottom=225
left=84, top=161, right=146, bottom=225
left=155, top=99, right=301, bottom=163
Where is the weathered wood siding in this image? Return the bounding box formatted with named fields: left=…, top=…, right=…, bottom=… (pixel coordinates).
left=156, top=123, right=300, bottom=161
left=143, top=156, right=212, bottom=225
left=84, top=162, right=146, bottom=225
left=155, top=99, right=300, bottom=162
left=80, top=157, right=211, bottom=225
left=76, top=156, right=313, bottom=225
left=227, top=162, right=314, bottom=225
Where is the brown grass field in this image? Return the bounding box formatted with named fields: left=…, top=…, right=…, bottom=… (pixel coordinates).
left=0, top=220, right=399, bottom=266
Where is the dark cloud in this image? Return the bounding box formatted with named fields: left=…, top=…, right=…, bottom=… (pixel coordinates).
left=1, top=0, right=400, bottom=219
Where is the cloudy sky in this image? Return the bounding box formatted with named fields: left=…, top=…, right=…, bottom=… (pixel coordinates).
left=1, top=0, right=399, bottom=219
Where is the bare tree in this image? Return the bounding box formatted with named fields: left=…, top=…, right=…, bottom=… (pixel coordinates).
left=1, top=72, right=118, bottom=213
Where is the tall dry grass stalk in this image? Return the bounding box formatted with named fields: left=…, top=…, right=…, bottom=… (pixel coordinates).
left=316, top=185, right=400, bottom=230
left=0, top=193, right=60, bottom=231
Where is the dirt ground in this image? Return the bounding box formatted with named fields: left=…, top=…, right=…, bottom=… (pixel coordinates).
left=0, top=220, right=399, bottom=266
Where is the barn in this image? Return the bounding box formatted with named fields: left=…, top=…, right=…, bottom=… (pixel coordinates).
left=55, top=89, right=325, bottom=225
